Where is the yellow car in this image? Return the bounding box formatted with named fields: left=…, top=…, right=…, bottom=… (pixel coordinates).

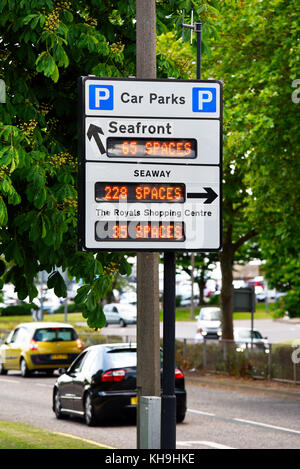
left=0, top=322, right=82, bottom=377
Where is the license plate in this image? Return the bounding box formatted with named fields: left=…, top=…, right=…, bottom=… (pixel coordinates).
left=131, top=396, right=138, bottom=405
left=52, top=354, right=68, bottom=360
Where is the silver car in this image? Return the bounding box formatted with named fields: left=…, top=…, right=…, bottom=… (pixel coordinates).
left=195, top=307, right=222, bottom=341
left=234, top=328, right=269, bottom=353
left=103, top=303, right=137, bottom=327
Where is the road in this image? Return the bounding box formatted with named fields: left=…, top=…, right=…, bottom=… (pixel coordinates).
left=97, top=318, right=300, bottom=343
left=0, top=372, right=300, bottom=449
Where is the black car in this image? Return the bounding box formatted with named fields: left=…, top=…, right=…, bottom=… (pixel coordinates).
left=52, top=343, right=186, bottom=426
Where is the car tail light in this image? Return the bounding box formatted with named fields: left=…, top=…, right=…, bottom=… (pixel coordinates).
left=175, top=368, right=184, bottom=379
left=29, top=339, right=38, bottom=351
left=101, top=369, right=126, bottom=382
left=76, top=338, right=83, bottom=350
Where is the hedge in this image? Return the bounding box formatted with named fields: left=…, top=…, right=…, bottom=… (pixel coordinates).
left=0, top=303, right=38, bottom=317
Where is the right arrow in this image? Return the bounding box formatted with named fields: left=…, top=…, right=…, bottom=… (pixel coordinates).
left=187, top=187, right=218, bottom=204
left=87, top=124, right=106, bottom=155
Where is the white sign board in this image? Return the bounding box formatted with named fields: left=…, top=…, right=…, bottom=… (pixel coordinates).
left=78, top=77, right=222, bottom=252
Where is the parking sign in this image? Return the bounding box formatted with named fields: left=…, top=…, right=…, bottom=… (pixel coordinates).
left=78, top=77, right=222, bottom=252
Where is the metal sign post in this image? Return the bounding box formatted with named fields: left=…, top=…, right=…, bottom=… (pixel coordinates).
left=161, top=252, right=177, bottom=448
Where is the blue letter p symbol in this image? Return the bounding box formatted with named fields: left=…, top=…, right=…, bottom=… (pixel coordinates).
left=192, top=87, right=216, bottom=113
left=89, top=84, right=114, bottom=110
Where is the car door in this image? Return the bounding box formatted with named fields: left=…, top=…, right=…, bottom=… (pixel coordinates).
left=1, top=330, right=15, bottom=370
left=59, top=352, right=87, bottom=412
left=103, top=305, right=113, bottom=324
left=72, top=349, right=100, bottom=412
left=3, top=328, right=24, bottom=370
left=111, top=306, right=120, bottom=324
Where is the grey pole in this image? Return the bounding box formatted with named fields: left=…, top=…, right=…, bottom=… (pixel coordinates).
left=136, top=0, right=161, bottom=449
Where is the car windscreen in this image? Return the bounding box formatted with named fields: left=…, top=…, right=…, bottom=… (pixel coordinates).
left=236, top=330, right=263, bottom=339
left=105, top=348, right=137, bottom=368
left=33, top=327, right=77, bottom=342
left=252, top=331, right=263, bottom=339
left=118, top=306, right=136, bottom=313
left=200, top=311, right=221, bottom=321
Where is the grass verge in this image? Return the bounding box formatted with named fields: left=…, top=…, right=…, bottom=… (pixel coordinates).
left=0, top=420, right=108, bottom=449
left=0, top=303, right=274, bottom=333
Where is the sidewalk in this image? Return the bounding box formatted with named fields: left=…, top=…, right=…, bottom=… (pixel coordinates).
left=275, top=317, right=300, bottom=325
left=185, top=370, right=300, bottom=400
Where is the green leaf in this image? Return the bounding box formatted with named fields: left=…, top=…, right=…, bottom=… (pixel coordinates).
left=32, top=186, right=47, bottom=209
left=53, top=44, right=69, bottom=68
left=0, top=146, right=13, bottom=166
left=47, top=271, right=67, bottom=298
left=0, top=197, right=8, bottom=226
left=27, top=165, right=46, bottom=189
left=35, top=51, right=59, bottom=82
left=22, top=14, right=38, bottom=25
left=74, top=284, right=90, bottom=304
left=92, top=276, right=105, bottom=297
left=0, top=259, right=6, bottom=277
left=119, top=258, right=131, bottom=276
left=84, top=303, right=106, bottom=329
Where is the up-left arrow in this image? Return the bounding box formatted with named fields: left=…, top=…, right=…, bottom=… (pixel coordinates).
left=87, top=124, right=105, bottom=155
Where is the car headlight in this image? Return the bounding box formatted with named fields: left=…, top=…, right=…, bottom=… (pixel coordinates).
left=236, top=343, right=247, bottom=352
left=217, top=330, right=222, bottom=336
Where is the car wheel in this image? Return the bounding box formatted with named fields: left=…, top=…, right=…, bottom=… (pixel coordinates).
left=20, top=358, right=31, bottom=377
left=0, top=359, right=7, bottom=375
left=84, top=393, right=97, bottom=426
left=53, top=389, right=65, bottom=419
left=176, top=411, right=186, bottom=423
left=119, top=318, right=126, bottom=328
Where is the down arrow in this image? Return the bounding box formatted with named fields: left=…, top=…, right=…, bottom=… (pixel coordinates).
left=187, top=187, right=218, bottom=204
left=87, top=124, right=105, bottom=155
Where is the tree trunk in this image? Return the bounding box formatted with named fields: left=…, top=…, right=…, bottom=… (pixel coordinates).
left=197, top=276, right=206, bottom=306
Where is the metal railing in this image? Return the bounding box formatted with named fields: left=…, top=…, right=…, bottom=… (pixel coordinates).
left=176, top=338, right=300, bottom=385
left=78, top=332, right=300, bottom=385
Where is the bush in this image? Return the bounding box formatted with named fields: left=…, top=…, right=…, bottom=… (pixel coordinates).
left=280, top=291, right=300, bottom=318
left=206, top=294, right=220, bottom=306
left=273, top=291, right=300, bottom=319
left=176, top=295, right=182, bottom=307
left=53, top=302, right=85, bottom=314
left=0, top=303, right=38, bottom=316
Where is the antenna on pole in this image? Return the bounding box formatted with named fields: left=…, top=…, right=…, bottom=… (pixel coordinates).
left=181, top=9, right=202, bottom=80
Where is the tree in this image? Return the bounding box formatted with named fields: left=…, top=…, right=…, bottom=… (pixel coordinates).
left=157, top=0, right=300, bottom=334
left=176, top=252, right=218, bottom=306
left=0, top=0, right=139, bottom=328
left=206, top=0, right=300, bottom=329
left=156, top=4, right=259, bottom=338
left=0, top=0, right=216, bottom=328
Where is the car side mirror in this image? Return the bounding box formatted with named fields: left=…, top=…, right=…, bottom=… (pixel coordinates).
left=58, top=368, right=67, bottom=375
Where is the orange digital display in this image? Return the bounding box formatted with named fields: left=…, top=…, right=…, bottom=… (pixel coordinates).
left=95, top=183, right=185, bottom=203
left=95, top=221, right=185, bottom=242
left=107, top=137, right=197, bottom=158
